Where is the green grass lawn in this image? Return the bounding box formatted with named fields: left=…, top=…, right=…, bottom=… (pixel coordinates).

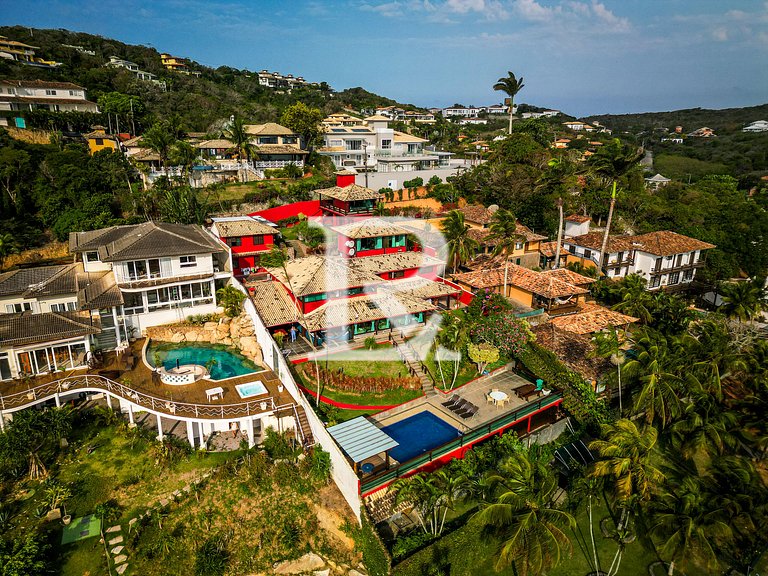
left=393, top=504, right=659, bottom=576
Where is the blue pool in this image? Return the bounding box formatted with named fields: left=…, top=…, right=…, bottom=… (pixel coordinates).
left=236, top=381, right=268, bottom=398
left=380, top=412, right=462, bottom=463
left=147, top=342, right=261, bottom=381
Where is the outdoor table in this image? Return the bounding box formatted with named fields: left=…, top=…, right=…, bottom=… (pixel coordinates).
left=361, top=462, right=375, bottom=474
left=521, top=387, right=542, bottom=401
left=205, top=386, right=224, bottom=401
left=514, top=384, right=535, bottom=398
left=489, top=390, right=509, bottom=406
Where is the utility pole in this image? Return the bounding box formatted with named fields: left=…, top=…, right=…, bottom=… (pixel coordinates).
left=362, top=139, right=369, bottom=188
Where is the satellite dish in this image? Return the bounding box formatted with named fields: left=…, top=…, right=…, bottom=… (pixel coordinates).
left=346, top=240, right=355, bottom=247
left=348, top=248, right=356, bottom=256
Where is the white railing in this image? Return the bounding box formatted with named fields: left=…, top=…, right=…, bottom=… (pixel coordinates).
left=0, top=374, right=277, bottom=420
left=254, top=160, right=304, bottom=169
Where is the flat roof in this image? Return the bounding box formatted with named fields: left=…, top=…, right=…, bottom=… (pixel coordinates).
left=327, top=416, right=399, bottom=463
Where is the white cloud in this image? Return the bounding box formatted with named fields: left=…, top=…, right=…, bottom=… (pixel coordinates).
left=513, top=0, right=556, bottom=22
left=712, top=27, right=728, bottom=42
left=588, top=1, right=630, bottom=32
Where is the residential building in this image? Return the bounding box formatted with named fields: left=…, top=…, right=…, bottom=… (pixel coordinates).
left=256, top=70, right=310, bottom=90
left=160, top=53, right=201, bottom=77
left=69, top=222, right=231, bottom=332
left=0, top=80, right=99, bottom=114
left=0, top=35, right=61, bottom=68
left=457, top=118, right=488, bottom=126
left=244, top=123, right=307, bottom=169
left=548, top=303, right=637, bottom=335
left=553, top=138, right=571, bottom=149
left=62, top=44, right=96, bottom=56
left=442, top=105, right=483, bottom=118
left=332, top=218, right=410, bottom=258
left=562, top=227, right=715, bottom=289
left=210, top=217, right=277, bottom=277
left=688, top=127, right=716, bottom=138
left=316, top=172, right=382, bottom=223
left=645, top=173, right=672, bottom=190
left=521, top=110, right=560, bottom=119
left=563, top=121, right=595, bottom=132
left=84, top=126, right=120, bottom=155
left=105, top=56, right=165, bottom=88
left=0, top=263, right=124, bottom=379
left=743, top=120, right=768, bottom=133
left=563, top=214, right=591, bottom=237
left=485, top=104, right=509, bottom=115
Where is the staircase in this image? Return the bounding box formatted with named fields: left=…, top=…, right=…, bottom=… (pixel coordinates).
left=92, top=329, right=118, bottom=351
left=391, top=332, right=436, bottom=396
left=293, top=405, right=315, bottom=447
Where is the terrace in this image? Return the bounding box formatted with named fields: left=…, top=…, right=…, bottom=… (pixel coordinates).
left=0, top=339, right=294, bottom=420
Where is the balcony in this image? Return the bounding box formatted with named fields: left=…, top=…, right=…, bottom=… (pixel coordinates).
left=649, top=261, right=704, bottom=275
left=114, top=269, right=215, bottom=289
left=605, top=257, right=634, bottom=269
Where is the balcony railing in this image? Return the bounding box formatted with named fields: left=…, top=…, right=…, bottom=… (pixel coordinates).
left=605, top=257, right=634, bottom=269
left=650, top=261, right=704, bottom=275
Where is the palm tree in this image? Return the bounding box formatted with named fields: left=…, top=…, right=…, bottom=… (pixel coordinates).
left=493, top=71, right=525, bottom=135
left=718, top=279, right=767, bottom=323
left=487, top=208, right=524, bottom=297
left=587, top=139, right=643, bottom=272
left=141, top=123, right=177, bottom=177
left=170, top=141, right=199, bottom=183
left=592, top=328, right=626, bottom=413
left=479, top=451, right=575, bottom=574
left=434, top=315, right=465, bottom=390
left=393, top=469, right=467, bottom=536
left=612, top=274, right=653, bottom=324
left=622, top=330, right=686, bottom=427
left=373, top=202, right=389, bottom=216
left=648, top=476, right=732, bottom=575
left=441, top=210, right=478, bottom=273
left=224, top=116, right=256, bottom=181
left=668, top=394, right=738, bottom=461
left=0, top=232, right=18, bottom=270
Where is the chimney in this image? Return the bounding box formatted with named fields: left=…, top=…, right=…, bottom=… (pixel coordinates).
left=335, top=169, right=356, bottom=187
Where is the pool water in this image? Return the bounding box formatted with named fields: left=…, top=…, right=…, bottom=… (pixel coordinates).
left=236, top=381, right=268, bottom=398
left=147, top=342, right=261, bottom=381
left=380, top=412, right=462, bottom=463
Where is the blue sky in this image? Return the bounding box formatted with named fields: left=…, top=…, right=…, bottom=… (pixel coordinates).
left=2, top=0, right=767, bottom=116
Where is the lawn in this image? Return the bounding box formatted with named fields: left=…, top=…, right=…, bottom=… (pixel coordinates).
left=392, top=504, right=659, bottom=576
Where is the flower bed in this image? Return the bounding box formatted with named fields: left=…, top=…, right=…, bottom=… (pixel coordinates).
left=301, top=365, right=420, bottom=393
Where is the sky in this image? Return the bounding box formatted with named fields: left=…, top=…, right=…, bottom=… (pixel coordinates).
left=2, top=0, right=768, bottom=116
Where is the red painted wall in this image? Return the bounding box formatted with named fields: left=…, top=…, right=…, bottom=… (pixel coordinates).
left=336, top=173, right=355, bottom=187
left=250, top=200, right=322, bottom=223
left=224, top=234, right=274, bottom=276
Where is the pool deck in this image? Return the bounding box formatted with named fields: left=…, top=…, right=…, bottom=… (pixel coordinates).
left=0, top=339, right=297, bottom=419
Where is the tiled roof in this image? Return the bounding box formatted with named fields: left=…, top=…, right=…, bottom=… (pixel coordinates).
left=195, top=139, right=234, bottom=149
left=304, top=292, right=435, bottom=331
left=69, top=222, right=225, bottom=261
left=379, top=277, right=459, bottom=300
left=453, top=264, right=588, bottom=300
left=244, top=122, right=295, bottom=136
left=0, top=79, right=84, bottom=90
left=568, top=230, right=715, bottom=256
left=539, top=241, right=569, bottom=258
left=0, top=264, right=76, bottom=297
left=76, top=271, right=123, bottom=310
left=0, top=311, right=101, bottom=347
left=458, top=204, right=494, bottom=225
left=393, top=131, right=428, bottom=143
left=248, top=281, right=299, bottom=328
left=212, top=218, right=275, bottom=237
left=540, top=268, right=597, bottom=287
left=266, top=256, right=382, bottom=297
left=549, top=303, right=638, bottom=335
left=253, top=144, right=308, bottom=155
left=315, top=184, right=381, bottom=202
left=348, top=252, right=445, bottom=275
left=332, top=218, right=410, bottom=239
left=565, top=214, right=590, bottom=223
left=530, top=323, right=611, bottom=382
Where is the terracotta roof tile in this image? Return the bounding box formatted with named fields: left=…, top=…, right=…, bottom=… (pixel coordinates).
left=453, top=264, right=588, bottom=300
left=565, top=214, right=590, bottom=223
left=540, top=268, right=597, bottom=286
left=567, top=230, right=715, bottom=256
left=531, top=323, right=611, bottom=381
left=332, top=218, right=410, bottom=239
left=315, top=184, right=381, bottom=202
left=549, top=303, right=638, bottom=335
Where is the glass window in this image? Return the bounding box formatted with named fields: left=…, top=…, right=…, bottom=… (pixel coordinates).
left=53, top=346, right=72, bottom=370
left=227, top=237, right=242, bottom=247
left=201, top=282, right=212, bottom=297
left=668, top=272, right=680, bottom=285
left=515, top=241, right=524, bottom=250
left=0, top=353, right=11, bottom=380
left=34, top=349, right=50, bottom=373
left=303, top=292, right=327, bottom=303
left=6, top=302, right=32, bottom=313
left=181, top=284, right=192, bottom=299
left=86, top=251, right=100, bottom=262
left=391, top=235, right=406, bottom=248
left=148, top=259, right=161, bottom=278
left=146, top=290, right=158, bottom=305
left=191, top=284, right=203, bottom=298
left=252, top=235, right=264, bottom=246
left=390, top=270, right=405, bottom=279
left=180, top=255, right=197, bottom=268
left=683, top=269, right=693, bottom=281
left=583, top=249, right=592, bottom=260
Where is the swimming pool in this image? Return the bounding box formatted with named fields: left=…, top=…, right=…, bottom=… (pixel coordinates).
left=235, top=381, right=268, bottom=398
left=147, top=342, right=261, bottom=381
left=380, top=412, right=462, bottom=463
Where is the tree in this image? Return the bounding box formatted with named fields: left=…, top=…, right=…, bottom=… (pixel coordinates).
left=141, top=123, right=176, bottom=176
left=493, top=71, right=525, bottom=135
left=170, top=140, right=199, bottom=182
left=223, top=116, right=255, bottom=163
left=0, top=232, right=18, bottom=270
left=479, top=451, right=574, bottom=574
left=0, top=535, right=50, bottom=576
left=587, top=139, right=643, bottom=271
left=468, top=342, right=499, bottom=375
left=393, top=469, right=467, bottom=537
left=441, top=210, right=478, bottom=273
left=592, top=328, right=626, bottom=413
left=280, top=102, right=324, bottom=152
left=717, top=279, right=767, bottom=323
left=215, top=285, right=245, bottom=317
left=487, top=207, right=523, bottom=296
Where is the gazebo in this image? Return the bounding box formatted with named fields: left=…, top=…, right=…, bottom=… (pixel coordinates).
left=328, top=416, right=399, bottom=475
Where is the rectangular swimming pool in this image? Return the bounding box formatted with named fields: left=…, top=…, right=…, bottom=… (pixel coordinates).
left=380, top=412, right=462, bottom=463
left=235, top=381, right=268, bottom=399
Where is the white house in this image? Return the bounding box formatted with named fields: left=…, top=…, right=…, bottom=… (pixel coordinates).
left=0, top=79, right=99, bottom=113
left=69, top=222, right=232, bottom=333
left=105, top=56, right=165, bottom=88
left=743, top=120, right=768, bottom=133
left=563, top=228, right=715, bottom=289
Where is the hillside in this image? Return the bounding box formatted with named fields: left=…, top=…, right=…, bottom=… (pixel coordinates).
left=0, top=26, right=421, bottom=132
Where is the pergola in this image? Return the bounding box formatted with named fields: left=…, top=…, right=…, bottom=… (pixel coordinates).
left=328, top=416, right=399, bottom=475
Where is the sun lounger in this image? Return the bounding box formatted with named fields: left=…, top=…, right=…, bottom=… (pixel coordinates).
left=449, top=399, right=470, bottom=414
left=457, top=404, right=479, bottom=419
left=442, top=394, right=460, bottom=408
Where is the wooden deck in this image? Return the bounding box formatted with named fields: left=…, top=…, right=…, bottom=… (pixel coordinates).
left=0, top=339, right=296, bottom=419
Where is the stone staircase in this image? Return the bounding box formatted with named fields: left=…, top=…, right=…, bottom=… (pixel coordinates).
left=391, top=332, right=436, bottom=396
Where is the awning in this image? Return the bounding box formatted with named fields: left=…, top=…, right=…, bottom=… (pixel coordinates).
left=327, top=416, right=399, bottom=463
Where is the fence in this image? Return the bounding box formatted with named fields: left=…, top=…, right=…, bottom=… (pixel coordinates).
left=360, top=392, right=563, bottom=494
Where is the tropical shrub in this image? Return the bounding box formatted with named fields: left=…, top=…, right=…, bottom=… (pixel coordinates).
left=215, top=285, right=245, bottom=317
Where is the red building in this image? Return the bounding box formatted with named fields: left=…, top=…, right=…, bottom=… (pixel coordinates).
left=317, top=171, right=382, bottom=224
left=210, top=217, right=277, bottom=277
left=332, top=218, right=410, bottom=258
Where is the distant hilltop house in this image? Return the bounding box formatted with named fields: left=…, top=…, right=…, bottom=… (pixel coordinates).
left=661, top=134, right=684, bottom=144
left=160, top=53, right=201, bottom=77
left=61, top=44, right=96, bottom=56
left=688, top=126, right=716, bottom=138
left=440, top=104, right=511, bottom=119
left=372, top=106, right=435, bottom=124
left=256, top=70, right=316, bottom=90
left=563, top=120, right=595, bottom=132
left=743, top=120, right=768, bottom=133
left=0, top=35, right=61, bottom=68
left=84, top=126, right=121, bottom=155
left=645, top=173, right=672, bottom=190
left=105, top=56, right=166, bottom=89
left=521, top=110, right=560, bottom=119
left=0, top=80, right=99, bottom=126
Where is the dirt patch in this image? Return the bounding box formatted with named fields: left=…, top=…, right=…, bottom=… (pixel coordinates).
left=313, top=484, right=357, bottom=551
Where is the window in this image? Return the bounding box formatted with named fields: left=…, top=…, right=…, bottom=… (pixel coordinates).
left=515, top=241, right=524, bottom=250
left=143, top=280, right=214, bottom=311
left=50, top=302, right=77, bottom=312
left=0, top=353, right=11, bottom=381
left=654, top=257, right=663, bottom=271
left=614, top=268, right=622, bottom=276
left=381, top=139, right=392, bottom=150
left=668, top=272, right=680, bottom=285
left=85, top=251, right=100, bottom=262
left=6, top=302, right=32, bottom=313
left=123, top=291, right=144, bottom=313
left=69, top=90, right=76, bottom=96
left=45, top=89, right=57, bottom=95
left=302, top=293, right=327, bottom=303
left=252, top=235, right=264, bottom=246
left=675, top=254, right=683, bottom=267
left=583, top=249, right=592, bottom=260
left=226, top=237, right=242, bottom=247
left=390, top=270, right=405, bottom=279
left=568, top=245, right=576, bottom=254
left=650, top=276, right=661, bottom=288
left=357, top=237, right=384, bottom=251
left=689, top=252, right=696, bottom=265
left=515, top=258, right=521, bottom=265
left=683, top=269, right=694, bottom=281
left=95, top=138, right=104, bottom=146
left=346, top=140, right=362, bottom=151
left=179, top=255, right=197, bottom=268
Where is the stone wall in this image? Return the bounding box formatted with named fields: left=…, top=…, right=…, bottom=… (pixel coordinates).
left=145, top=313, right=263, bottom=367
